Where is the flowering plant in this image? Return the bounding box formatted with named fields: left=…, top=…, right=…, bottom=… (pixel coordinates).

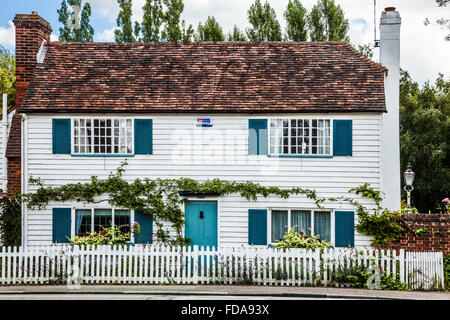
left=442, top=198, right=450, bottom=214
left=273, top=227, right=333, bottom=250
left=68, top=222, right=141, bottom=246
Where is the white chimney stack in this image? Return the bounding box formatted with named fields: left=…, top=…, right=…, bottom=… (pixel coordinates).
left=380, top=7, right=401, bottom=211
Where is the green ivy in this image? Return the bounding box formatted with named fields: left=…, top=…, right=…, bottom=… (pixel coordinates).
left=21, top=162, right=406, bottom=247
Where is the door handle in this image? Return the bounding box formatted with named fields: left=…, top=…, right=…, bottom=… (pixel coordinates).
left=199, top=211, right=204, bottom=219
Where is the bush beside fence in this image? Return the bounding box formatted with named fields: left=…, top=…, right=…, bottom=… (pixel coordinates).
left=0, top=245, right=445, bottom=290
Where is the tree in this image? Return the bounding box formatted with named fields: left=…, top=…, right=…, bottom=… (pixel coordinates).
left=284, top=0, right=308, bottom=42
left=195, top=16, right=225, bottom=42
left=425, top=0, right=450, bottom=41
left=227, top=25, right=247, bottom=41
left=161, top=0, right=193, bottom=42
left=246, top=0, right=282, bottom=41
left=400, top=70, right=450, bottom=213
left=58, top=0, right=94, bottom=42
left=115, top=0, right=137, bottom=42
left=308, top=0, right=349, bottom=41
left=0, top=46, right=15, bottom=111
left=357, top=43, right=374, bottom=59
left=138, top=0, right=164, bottom=42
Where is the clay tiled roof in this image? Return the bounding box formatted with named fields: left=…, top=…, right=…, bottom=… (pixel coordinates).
left=20, top=42, right=387, bottom=114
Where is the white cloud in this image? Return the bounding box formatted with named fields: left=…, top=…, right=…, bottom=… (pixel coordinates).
left=95, top=27, right=117, bottom=42
left=0, top=20, right=15, bottom=50
left=88, top=0, right=120, bottom=22
left=50, top=33, right=59, bottom=42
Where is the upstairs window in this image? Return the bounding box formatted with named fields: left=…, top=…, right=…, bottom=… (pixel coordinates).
left=269, top=119, right=331, bottom=156
left=73, top=118, right=133, bottom=155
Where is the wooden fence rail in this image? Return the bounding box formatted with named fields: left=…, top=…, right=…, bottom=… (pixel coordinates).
left=0, top=245, right=444, bottom=290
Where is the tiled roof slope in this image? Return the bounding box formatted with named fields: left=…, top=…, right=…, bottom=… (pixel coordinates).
left=20, top=42, right=387, bottom=114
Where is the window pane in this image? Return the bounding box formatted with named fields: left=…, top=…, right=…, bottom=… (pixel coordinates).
left=75, top=209, right=91, bottom=236
left=291, top=210, right=311, bottom=236
left=94, top=209, right=112, bottom=233
left=115, top=210, right=131, bottom=234
left=314, top=211, right=331, bottom=242
left=271, top=210, right=288, bottom=243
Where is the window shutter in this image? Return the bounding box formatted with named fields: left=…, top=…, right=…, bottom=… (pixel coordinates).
left=52, top=208, right=71, bottom=243
left=248, top=209, right=267, bottom=245
left=134, top=211, right=153, bottom=244
left=335, top=211, right=355, bottom=247
left=52, top=119, right=71, bottom=154
left=134, top=119, right=153, bottom=154
left=333, top=120, right=352, bottom=156
left=248, top=119, right=268, bottom=155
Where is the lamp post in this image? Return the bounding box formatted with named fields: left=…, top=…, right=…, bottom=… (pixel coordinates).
left=403, top=163, right=415, bottom=214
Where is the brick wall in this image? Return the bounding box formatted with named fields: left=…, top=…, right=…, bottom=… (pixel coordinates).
left=13, top=12, right=52, bottom=110
left=6, top=12, right=52, bottom=197
left=394, top=214, right=450, bottom=255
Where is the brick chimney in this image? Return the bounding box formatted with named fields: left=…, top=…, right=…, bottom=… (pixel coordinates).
left=13, top=12, right=52, bottom=110
left=5, top=13, right=51, bottom=198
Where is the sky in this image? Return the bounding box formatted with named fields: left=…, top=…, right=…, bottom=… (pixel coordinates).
left=0, top=0, right=449, bottom=85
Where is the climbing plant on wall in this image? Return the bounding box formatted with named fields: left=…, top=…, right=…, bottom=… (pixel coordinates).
left=22, top=162, right=406, bottom=247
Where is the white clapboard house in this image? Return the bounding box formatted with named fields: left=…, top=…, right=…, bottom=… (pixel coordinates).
left=0, top=9, right=402, bottom=248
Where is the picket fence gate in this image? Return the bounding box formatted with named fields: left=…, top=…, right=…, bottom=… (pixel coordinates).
left=0, top=245, right=445, bottom=290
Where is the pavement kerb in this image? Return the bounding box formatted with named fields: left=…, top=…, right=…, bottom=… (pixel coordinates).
left=0, top=289, right=407, bottom=300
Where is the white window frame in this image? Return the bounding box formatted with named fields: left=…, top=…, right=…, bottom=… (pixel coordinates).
left=268, top=117, right=333, bottom=156
left=71, top=117, right=135, bottom=155
left=71, top=208, right=136, bottom=243
left=267, top=208, right=335, bottom=245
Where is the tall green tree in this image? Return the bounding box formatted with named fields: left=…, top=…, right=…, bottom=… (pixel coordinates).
left=284, top=0, right=308, bottom=42
left=195, top=16, right=225, bottom=42
left=246, top=0, right=282, bottom=41
left=400, top=70, right=450, bottom=213
left=138, top=0, right=164, bottom=42
left=58, top=0, right=94, bottom=42
left=161, top=0, right=193, bottom=42
left=308, top=0, right=349, bottom=41
left=0, top=46, right=15, bottom=111
left=227, top=25, right=247, bottom=41
left=115, top=0, right=138, bottom=42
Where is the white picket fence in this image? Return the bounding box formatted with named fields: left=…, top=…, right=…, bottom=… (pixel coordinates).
left=0, top=245, right=445, bottom=290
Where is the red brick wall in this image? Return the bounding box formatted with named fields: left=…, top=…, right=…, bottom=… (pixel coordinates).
left=13, top=13, right=52, bottom=110
left=7, top=13, right=52, bottom=197
left=394, top=214, right=450, bottom=255
left=7, top=158, right=21, bottom=198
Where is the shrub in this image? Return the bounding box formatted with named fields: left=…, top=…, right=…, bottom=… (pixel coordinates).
left=68, top=222, right=140, bottom=246
left=273, top=227, right=333, bottom=250
left=0, top=196, right=21, bottom=246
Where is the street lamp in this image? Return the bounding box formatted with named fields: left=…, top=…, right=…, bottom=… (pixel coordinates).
left=403, top=163, right=415, bottom=214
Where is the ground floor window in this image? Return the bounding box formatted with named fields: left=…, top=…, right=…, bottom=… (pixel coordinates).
left=270, top=209, right=331, bottom=243
left=75, top=208, right=131, bottom=236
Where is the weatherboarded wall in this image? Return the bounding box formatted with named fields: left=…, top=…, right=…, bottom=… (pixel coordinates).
left=22, top=113, right=382, bottom=247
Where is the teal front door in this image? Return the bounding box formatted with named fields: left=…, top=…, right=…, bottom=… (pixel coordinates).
left=185, top=201, right=218, bottom=248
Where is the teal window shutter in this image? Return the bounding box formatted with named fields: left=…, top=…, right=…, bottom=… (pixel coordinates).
left=134, top=119, right=153, bottom=154
left=134, top=211, right=153, bottom=243
left=248, top=119, right=268, bottom=155
left=333, top=120, right=352, bottom=156
left=52, top=208, right=71, bottom=243
left=335, top=211, right=355, bottom=247
left=248, top=209, right=267, bottom=245
left=52, top=119, right=71, bottom=154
